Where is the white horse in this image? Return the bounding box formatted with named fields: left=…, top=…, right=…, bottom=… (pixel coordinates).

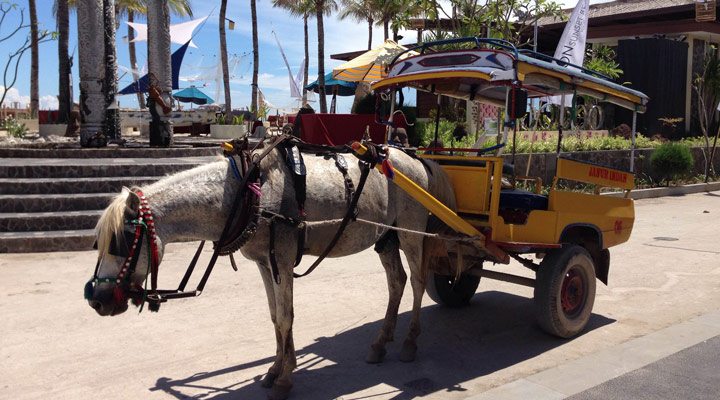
left=86, top=142, right=456, bottom=400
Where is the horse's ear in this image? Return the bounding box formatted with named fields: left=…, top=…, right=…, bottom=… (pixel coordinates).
left=125, top=189, right=141, bottom=219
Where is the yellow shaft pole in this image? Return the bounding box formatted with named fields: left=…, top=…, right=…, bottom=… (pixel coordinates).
left=353, top=143, right=483, bottom=238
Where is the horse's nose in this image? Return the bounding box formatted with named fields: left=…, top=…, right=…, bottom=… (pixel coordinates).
left=89, top=299, right=102, bottom=311
left=88, top=298, right=112, bottom=316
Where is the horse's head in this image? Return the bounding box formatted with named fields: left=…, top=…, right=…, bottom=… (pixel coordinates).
left=85, top=188, right=164, bottom=316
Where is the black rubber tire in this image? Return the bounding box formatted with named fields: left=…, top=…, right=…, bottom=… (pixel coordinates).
left=425, top=271, right=481, bottom=307
left=534, top=245, right=596, bottom=338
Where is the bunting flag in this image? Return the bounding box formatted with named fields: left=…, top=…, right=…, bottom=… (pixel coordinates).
left=272, top=31, right=303, bottom=99
left=545, top=0, right=590, bottom=106
left=127, top=16, right=207, bottom=49
left=295, top=58, right=306, bottom=96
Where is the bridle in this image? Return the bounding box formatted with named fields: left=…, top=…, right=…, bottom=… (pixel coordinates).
left=84, top=189, right=161, bottom=310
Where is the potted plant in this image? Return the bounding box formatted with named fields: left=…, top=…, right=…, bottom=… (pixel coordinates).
left=210, top=113, right=247, bottom=139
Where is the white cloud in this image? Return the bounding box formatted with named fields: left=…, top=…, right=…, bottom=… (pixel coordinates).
left=40, top=95, right=59, bottom=110
left=0, top=86, right=30, bottom=108
left=0, top=87, right=59, bottom=110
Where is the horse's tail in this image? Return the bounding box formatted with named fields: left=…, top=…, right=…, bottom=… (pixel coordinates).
left=419, top=159, right=462, bottom=280
left=423, top=159, right=457, bottom=213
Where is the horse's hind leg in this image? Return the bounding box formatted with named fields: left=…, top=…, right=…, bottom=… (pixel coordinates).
left=398, top=233, right=427, bottom=362
left=256, top=262, right=282, bottom=389
left=367, top=233, right=407, bottom=364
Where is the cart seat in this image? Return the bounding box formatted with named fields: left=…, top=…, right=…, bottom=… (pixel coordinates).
left=499, top=189, right=548, bottom=211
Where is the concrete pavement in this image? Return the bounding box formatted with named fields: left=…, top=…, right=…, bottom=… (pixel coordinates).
left=1, top=191, right=719, bottom=399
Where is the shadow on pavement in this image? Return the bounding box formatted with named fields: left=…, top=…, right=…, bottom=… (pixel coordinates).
left=151, top=290, right=615, bottom=399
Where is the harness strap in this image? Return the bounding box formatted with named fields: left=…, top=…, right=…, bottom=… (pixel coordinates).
left=291, top=160, right=373, bottom=279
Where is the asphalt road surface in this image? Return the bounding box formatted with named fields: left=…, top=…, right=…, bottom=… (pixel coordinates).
left=1, top=191, right=719, bottom=399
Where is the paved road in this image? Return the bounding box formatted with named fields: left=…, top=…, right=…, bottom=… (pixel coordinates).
left=1, top=192, right=719, bottom=399
left=569, top=335, right=720, bottom=400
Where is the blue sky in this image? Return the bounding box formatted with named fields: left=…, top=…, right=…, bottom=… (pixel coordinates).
left=0, top=0, right=609, bottom=114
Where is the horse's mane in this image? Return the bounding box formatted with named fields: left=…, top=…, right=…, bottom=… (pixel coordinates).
left=95, top=189, right=130, bottom=259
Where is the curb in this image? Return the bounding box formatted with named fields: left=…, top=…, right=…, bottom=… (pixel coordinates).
left=604, top=182, right=720, bottom=199
left=465, top=310, right=720, bottom=400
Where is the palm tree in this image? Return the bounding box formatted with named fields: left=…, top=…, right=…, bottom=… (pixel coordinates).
left=61, top=0, right=193, bottom=112
left=219, top=0, right=231, bottom=115
left=56, top=0, right=71, bottom=124
left=28, top=0, right=38, bottom=118
left=339, top=0, right=374, bottom=50
left=272, top=0, right=314, bottom=106
left=373, top=0, right=401, bottom=41
left=251, top=0, right=259, bottom=113
left=315, top=0, right=337, bottom=113
left=126, top=1, right=192, bottom=108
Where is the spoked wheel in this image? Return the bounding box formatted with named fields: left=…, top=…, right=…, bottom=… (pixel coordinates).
left=426, top=271, right=481, bottom=308
left=534, top=245, right=596, bottom=338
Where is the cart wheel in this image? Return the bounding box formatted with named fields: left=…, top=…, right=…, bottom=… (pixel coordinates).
left=425, top=272, right=480, bottom=307
left=534, top=245, right=596, bottom=338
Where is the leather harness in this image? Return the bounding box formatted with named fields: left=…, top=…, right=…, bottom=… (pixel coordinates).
left=87, top=135, right=385, bottom=312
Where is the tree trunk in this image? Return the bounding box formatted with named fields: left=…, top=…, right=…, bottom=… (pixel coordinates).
left=250, top=0, right=259, bottom=114
left=316, top=1, right=327, bottom=113
left=393, top=26, right=399, bottom=42
left=383, top=19, right=389, bottom=41
left=77, top=0, right=106, bottom=147
left=147, top=0, right=173, bottom=146
left=103, top=0, right=120, bottom=141
left=302, top=13, right=309, bottom=106
left=367, top=18, right=372, bottom=50
left=57, top=0, right=71, bottom=125
left=127, top=11, right=145, bottom=109
left=219, top=0, right=231, bottom=115
left=29, top=0, right=38, bottom=118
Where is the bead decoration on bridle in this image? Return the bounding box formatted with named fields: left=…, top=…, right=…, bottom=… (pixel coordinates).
left=84, top=189, right=161, bottom=311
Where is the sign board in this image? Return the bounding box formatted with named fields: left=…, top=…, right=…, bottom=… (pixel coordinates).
left=696, top=0, right=717, bottom=22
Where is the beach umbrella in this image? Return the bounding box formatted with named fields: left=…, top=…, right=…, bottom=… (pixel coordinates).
left=173, top=86, right=214, bottom=105
left=332, top=39, right=417, bottom=83
left=306, top=72, right=357, bottom=96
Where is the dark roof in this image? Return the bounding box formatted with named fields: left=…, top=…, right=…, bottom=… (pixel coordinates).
left=536, top=0, right=697, bottom=27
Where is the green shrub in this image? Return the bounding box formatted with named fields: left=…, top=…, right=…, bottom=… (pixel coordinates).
left=650, top=142, right=694, bottom=184
left=1, top=117, right=27, bottom=138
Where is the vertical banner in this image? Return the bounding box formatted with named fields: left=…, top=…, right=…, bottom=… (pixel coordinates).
left=545, top=0, right=590, bottom=106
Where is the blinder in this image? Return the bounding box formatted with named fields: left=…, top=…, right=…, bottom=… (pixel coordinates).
left=91, top=215, right=140, bottom=258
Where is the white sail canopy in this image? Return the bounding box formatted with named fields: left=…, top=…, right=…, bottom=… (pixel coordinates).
left=127, top=16, right=207, bottom=49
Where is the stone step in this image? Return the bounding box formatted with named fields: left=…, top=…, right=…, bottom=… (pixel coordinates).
left=0, top=176, right=160, bottom=195
left=0, top=145, right=221, bottom=158
left=0, top=229, right=95, bottom=253
left=0, top=156, right=216, bottom=178
left=0, top=193, right=116, bottom=213
left=0, top=210, right=103, bottom=232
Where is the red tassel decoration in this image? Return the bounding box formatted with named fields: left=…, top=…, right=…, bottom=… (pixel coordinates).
left=381, top=159, right=395, bottom=179
left=112, top=286, right=126, bottom=304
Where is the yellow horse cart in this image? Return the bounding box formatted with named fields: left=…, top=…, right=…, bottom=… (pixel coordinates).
left=356, top=37, right=649, bottom=338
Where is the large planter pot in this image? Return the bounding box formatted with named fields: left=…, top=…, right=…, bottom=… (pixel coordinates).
left=38, top=124, right=67, bottom=137
left=210, top=124, right=247, bottom=139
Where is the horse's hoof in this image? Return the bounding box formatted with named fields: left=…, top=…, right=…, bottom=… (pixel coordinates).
left=399, top=341, right=417, bottom=363
left=268, top=383, right=293, bottom=400
left=365, top=345, right=387, bottom=364
left=260, top=372, right=278, bottom=388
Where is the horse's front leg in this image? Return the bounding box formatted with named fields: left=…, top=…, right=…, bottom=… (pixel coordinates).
left=398, top=234, right=427, bottom=362
left=268, top=260, right=295, bottom=400
left=367, top=233, right=407, bottom=364
left=255, top=262, right=283, bottom=389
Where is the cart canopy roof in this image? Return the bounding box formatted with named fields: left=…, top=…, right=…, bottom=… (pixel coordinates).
left=371, top=37, right=649, bottom=113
